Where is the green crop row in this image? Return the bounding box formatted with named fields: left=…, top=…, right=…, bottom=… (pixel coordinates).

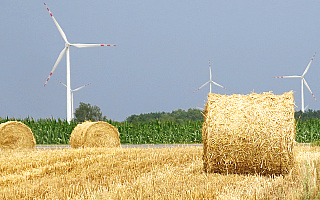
left=0, top=118, right=320, bottom=145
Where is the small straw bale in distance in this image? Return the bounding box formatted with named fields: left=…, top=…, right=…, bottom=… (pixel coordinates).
left=202, top=91, right=295, bottom=175
left=70, top=121, right=120, bottom=148
left=0, top=121, right=36, bottom=150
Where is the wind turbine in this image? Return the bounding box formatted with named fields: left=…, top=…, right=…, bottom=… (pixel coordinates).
left=43, top=3, right=116, bottom=123
left=274, top=52, right=317, bottom=112
left=57, top=80, right=90, bottom=119
left=194, top=60, right=227, bottom=93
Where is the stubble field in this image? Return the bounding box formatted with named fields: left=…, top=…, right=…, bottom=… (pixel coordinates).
left=1, top=145, right=320, bottom=199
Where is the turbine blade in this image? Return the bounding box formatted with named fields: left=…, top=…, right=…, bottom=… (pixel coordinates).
left=273, top=76, right=301, bottom=78
left=303, top=79, right=317, bottom=101
left=71, top=43, right=117, bottom=48
left=44, top=47, right=67, bottom=87
left=43, top=3, right=69, bottom=43
left=212, top=81, right=227, bottom=90
left=194, top=81, right=209, bottom=93
left=302, top=52, right=316, bottom=77
left=195, top=106, right=204, bottom=111
left=72, top=83, right=91, bottom=92
left=57, top=80, right=67, bottom=87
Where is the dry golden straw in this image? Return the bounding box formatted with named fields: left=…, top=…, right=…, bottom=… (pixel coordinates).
left=0, top=146, right=319, bottom=199
left=202, top=91, right=296, bottom=175
left=0, top=121, right=36, bottom=150
left=69, top=121, right=120, bottom=148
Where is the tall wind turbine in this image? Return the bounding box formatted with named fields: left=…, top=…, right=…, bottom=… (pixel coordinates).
left=57, top=80, right=90, bottom=119
left=43, top=3, right=116, bottom=122
left=274, top=52, right=317, bottom=112
left=194, top=60, right=227, bottom=93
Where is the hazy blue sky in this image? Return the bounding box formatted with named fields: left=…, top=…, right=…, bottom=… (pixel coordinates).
left=1, top=1, right=320, bottom=121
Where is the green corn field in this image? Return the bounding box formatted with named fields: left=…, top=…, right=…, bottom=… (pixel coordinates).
left=0, top=117, right=320, bottom=145
left=296, top=118, right=320, bottom=143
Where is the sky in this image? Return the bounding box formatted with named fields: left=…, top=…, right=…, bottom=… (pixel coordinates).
left=1, top=1, right=320, bottom=122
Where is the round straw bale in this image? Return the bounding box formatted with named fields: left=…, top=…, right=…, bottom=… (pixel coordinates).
left=70, top=121, right=120, bottom=148
left=202, top=91, right=295, bottom=175
left=0, top=121, right=36, bottom=150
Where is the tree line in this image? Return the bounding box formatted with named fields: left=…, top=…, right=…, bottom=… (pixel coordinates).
left=294, top=109, right=320, bottom=121
left=73, top=102, right=203, bottom=124
left=125, top=108, right=203, bottom=124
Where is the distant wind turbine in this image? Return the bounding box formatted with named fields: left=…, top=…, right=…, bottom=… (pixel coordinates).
left=274, top=52, right=317, bottom=112
left=43, top=3, right=116, bottom=122
left=57, top=80, right=90, bottom=120
left=194, top=60, right=227, bottom=93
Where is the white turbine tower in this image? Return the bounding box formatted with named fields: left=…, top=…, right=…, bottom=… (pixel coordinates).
left=194, top=60, right=227, bottom=93
left=274, top=52, right=317, bottom=112
left=43, top=3, right=116, bottom=123
left=57, top=80, right=90, bottom=120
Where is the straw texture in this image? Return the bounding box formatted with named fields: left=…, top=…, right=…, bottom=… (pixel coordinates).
left=70, top=121, right=120, bottom=148
left=0, top=121, right=36, bottom=150
left=202, top=91, right=296, bottom=175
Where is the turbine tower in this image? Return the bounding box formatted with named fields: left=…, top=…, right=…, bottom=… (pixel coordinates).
left=274, top=52, right=317, bottom=112
left=43, top=3, right=116, bottom=122
left=194, top=60, right=227, bottom=93
left=57, top=80, right=90, bottom=119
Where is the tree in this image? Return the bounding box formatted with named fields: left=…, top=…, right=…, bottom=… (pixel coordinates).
left=294, top=109, right=320, bottom=121
left=74, top=102, right=107, bottom=122
left=125, top=108, right=203, bottom=124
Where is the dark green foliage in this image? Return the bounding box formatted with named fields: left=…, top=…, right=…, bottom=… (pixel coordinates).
left=74, top=102, right=107, bottom=123
left=295, top=109, right=320, bottom=121
left=126, top=108, right=203, bottom=124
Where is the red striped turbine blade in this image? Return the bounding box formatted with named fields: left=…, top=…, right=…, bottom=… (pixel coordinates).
left=71, top=44, right=117, bottom=48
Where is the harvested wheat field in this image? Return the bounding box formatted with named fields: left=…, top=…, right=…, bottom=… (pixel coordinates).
left=0, top=146, right=319, bottom=199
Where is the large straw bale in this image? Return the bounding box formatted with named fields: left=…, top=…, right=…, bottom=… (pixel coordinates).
left=202, top=91, right=295, bottom=175
left=0, top=121, right=36, bottom=150
left=70, top=121, right=120, bottom=148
